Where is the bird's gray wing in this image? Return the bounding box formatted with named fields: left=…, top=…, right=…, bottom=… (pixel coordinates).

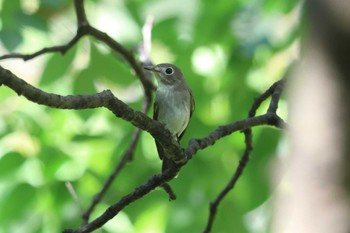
left=178, top=88, right=195, bottom=141
left=153, top=100, right=165, bottom=161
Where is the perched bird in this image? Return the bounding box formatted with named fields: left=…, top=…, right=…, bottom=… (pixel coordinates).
left=144, top=63, right=195, bottom=172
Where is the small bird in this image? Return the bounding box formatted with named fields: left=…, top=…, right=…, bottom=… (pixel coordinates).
left=144, top=63, right=195, bottom=172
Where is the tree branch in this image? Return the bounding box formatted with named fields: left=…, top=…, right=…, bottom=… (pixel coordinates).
left=0, top=66, right=107, bottom=109
left=186, top=113, right=285, bottom=159
left=63, top=169, right=176, bottom=233
left=0, top=33, right=84, bottom=60
left=201, top=78, right=286, bottom=233
left=86, top=26, right=155, bottom=93
left=203, top=129, right=253, bottom=233
left=81, top=123, right=141, bottom=224
left=74, top=0, right=88, bottom=27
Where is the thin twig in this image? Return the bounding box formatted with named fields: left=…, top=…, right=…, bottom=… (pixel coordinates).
left=160, top=183, right=177, bottom=201
left=86, top=26, right=155, bottom=92
left=66, top=182, right=83, bottom=214
left=249, top=79, right=285, bottom=117
left=139, top=15, right=154, bottom=64
left=268, top=79, right=286, bottom=114
left=0, top=33, right=84, bottom=60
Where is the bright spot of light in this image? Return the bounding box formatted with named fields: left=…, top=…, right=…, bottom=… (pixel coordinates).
left=21, top=0, right=40, bottom=14
left=191, top=45, right=226, bottom=77
left=244, top=200, right=272, bottom=233
left=93, top=2, right=140, bottom=44
left=103, top=211, right=134, bottom=233
left=142, top=0, right=200, bottom=42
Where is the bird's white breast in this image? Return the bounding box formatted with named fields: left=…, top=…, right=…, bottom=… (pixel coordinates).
left=155, top=84, right=191, bottom=137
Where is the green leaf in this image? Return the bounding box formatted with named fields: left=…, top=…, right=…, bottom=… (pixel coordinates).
left=19, top=13, right=49, bottom=31
left=89, top=44, right=135, bottom=85
left=0, top=28, right=23, bottom=51
left=0, top=152, right=25, bottom=179
left=73, top=68, right=97, bottom=94
left=0, top=183, right=37, bottom=221
left=40, top=46, right=77, bottom=86
left=263, top=0, right=299, bottom=13
left=153, top=18, right=178, bottom=46
left=40, top=147, right=70, bottom=182
left=0, top=0, right=21, bottom=28
left=244, top=128, right=281, bottom=209
left=40, top=0, right=69, bottom=9
left=73, top=43, right=136, bottom=94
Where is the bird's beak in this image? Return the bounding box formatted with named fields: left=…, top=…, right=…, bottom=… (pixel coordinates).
left=144, top=65, right=160, bottom=73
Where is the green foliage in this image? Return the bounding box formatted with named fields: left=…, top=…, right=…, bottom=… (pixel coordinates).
left=40, top=46, right=77, bottom=86
left=0, top=0, right=299, bottom=232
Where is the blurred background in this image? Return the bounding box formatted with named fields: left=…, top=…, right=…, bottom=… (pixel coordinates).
left=0, top=0, right=299, bottom=232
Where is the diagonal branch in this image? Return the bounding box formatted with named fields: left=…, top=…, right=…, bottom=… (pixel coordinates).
left=0, top=33, right=85, bottom=61
left=82, top=130, right=141, bottom=224
left=249, top=79, right=285, bottom=117
left=203, top=129, right=253, bottom=233
left=64, top=169, right=176, bottom=233
left=86, top=26, right=155, bottom=93
left=267, top=79, right=285, bottom=114
left=82, top=100, right=151, bottom=224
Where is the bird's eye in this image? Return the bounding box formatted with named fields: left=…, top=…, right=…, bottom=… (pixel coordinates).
left=165, top=67, right=174, bottom=75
